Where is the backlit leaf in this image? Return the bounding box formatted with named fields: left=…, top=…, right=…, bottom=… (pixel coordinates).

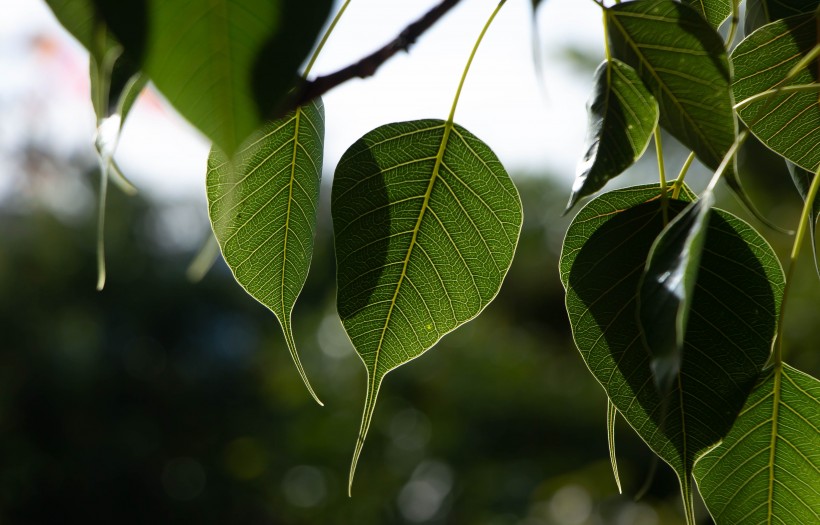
left=89, top=0, right=332, bottom=157
left=567, top=59, right=658, bottom=212
left=694, top=364, right=820, bottom=524
left=208, top=98, right=325, bottom=405
left=606, top=0, right=736, bottom=170
left=560, top=185, right=784, bottom=519
left=333, top=119, right=522, bottom=492
left=733, top=13, right=820, bottom=172
left=682, top=0, right=732, bottom=29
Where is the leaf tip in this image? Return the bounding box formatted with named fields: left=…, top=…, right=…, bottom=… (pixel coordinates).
left=281, top=321, right=324, bottom=406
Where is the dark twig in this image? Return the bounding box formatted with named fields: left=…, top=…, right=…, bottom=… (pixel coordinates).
left=286, top=0, right=462, bottom=111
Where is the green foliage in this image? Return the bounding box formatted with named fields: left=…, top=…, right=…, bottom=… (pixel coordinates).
left=333, top=119, right=522, bottom=491
left=207, top=98, right=325, bottom=405
left=694, top=364, right=820, bottom=524
left=40, top=0, right=820, bottom=522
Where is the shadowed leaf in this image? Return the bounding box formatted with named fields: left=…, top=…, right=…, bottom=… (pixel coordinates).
left=682, top=0, right=732, bottom=29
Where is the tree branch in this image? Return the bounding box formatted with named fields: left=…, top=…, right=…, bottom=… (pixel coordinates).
left=286, top=0, right=462, bottom=111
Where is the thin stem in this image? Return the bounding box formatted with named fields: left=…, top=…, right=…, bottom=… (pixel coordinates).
left=302, top=0, right=353, bottom=78
left=705, top=130, right=748, bottom=193
left=773, top=166, right=820, bottom=365
left=726, top=0, right=740, bottom=49
left=602, top=9, right=612, bottom=61
left=671, top=152, right=696, bottom=200
left=447, top=0, right=507, bottom=123
left=734, top=83, right=820, bottom=111
left=95, top=156, right=109, bottom=291
left=654, top=126, right=668, bottom=225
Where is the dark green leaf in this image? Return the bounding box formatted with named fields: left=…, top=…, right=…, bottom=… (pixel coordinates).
left=208, top=98, right=325, bottom=405
left=682, top=0, right=732, bottom=29
left=560, top=185, right=784, bottom=511
left=788, top=162, right=820, bottom=278
left=745, top=0, right=820, bottom=34
left=333, top=119, right=522, bottom=492
left=567, top=59, right=658, bottom=212
left=694, top=364, right=820, bottom=524
left=87, top=0, right=332, bottom=157
left=606, top=0, right=736, bottom=170
left=638, top=192, right=714, bottom=393
left=733, top=13, right=820, bottom=172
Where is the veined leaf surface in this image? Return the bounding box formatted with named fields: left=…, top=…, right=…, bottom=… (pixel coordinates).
left=682, top=0, right=733, bottom=29
left=568, top=58, right=658, bottom=212
left=333, top=119, right=522, bottom=492
left=694, top=364, right=820, bottom=524
left=733, top=13, right=820, bottom=172
left=606, top=0, right=736, bottom=170
left=208, top=98, right=324, bottom=405
left=560, top=185, right=784, bottom=516
left=87, top=0, right=332, bottom=157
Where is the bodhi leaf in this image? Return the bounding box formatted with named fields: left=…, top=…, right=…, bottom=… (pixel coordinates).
left=207, top=98, right=325, bottom=405
left=682, top=0, right=732, bottom=29
left=606, top=0, right=736, bottom=171
left=333, top=119, right=522, bottom=493
left=638, top=191, right=714, bottom=394
left=745, top=0, right=820, bottom=34
left=733, top=13, right=820, bottom=173
left=84, top=0, right=332, bottom=157
left=567, top=58, right=658, bottom=212
left=560, top=185, right=784, bottom=521
left=693, top=364, right=820, bottom=524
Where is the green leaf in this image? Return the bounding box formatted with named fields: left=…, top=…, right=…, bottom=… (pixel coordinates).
left=333, top=119, right=522, bottom=492
left=560, top=185, right=784, bottom=519
left=207, top=98, right=325, bottom=405
left=745, top=0, right=820, bottom=34
left=682, top=0, right=732, bottom=29
left=693, top=364, right=820, bottom=524
left=788, top=162, right=820, bottom=278
left=606, top=0, right=736, bottom=170
left=639, top=192, right=714, bottom=393
left=733, top=13, right=820, bottom=173
left=85, top=0, right=332, bottom=157
left=567, top=59, right=658, bottom=212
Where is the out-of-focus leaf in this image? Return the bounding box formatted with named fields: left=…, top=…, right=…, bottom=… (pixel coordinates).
left=86, top=0, right=332, bottom=157
left=567, top=59, right=658, bottom=212
left=606, top=0, right=736, bottom=171
left=560, top=185, right=783, bottom=522
left=788, top=162, right=820, bottom=278
left=333, top=119, right=522, bottom=492
left=733, top=13, right=820, bottom=172
left=694, top=364, right=820, bottom=524
left=639, top=192, right=714, bottom=393
left=682, top=0, right=732, bottom=29
left=745, top=0, right=819, bottom=34
left=208, top=98, right=325, bottom=405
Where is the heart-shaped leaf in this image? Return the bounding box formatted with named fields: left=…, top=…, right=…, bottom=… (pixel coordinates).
left=745, top=0, right=819, bottom=34
left=693, top=364, right=820, bottom=524
left=207, top=98, right=325, bottom=405
left=85, top=0, right=332, bottom=157
left=682, top=0, right=733, bottom=29
left=733, top=13, right=820, bottom=172
left=606, top=0, right=736, bottom=171
left=333, top=119, right=522, bottom=492
left=567, top=58, right=658, bottom=212
left=560, top=185, right=784, bottom=519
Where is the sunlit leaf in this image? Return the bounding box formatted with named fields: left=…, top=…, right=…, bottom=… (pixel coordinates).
left=87, top=0, right=333, bottom=156
left=333, top=119, right=522, bottom=492
left=733, top=13, right=820, bottom=172
left=682, top=0, right=732, bottom=29
left=606, top=0, right=736, bottom=170
left=788, top=162, right=820, bottom=278
left=694, top=364, right=820, bottom=524
left=745, top=0, right=819, bottom=34
left=567, top=59, right=658, bottom=212
left=207, top=98, right=325, bottom=405
left=560, top=185, right=784, bottom=519
left=639, top=192, right=714, bottom=393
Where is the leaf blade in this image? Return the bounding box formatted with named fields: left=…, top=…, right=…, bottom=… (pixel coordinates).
left=682, top=0, right=733, bottom=29
left=207, top=98, right=325, bottom=405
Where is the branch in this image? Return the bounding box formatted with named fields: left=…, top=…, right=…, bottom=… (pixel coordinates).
left=286, top=0, right=462, bottom=111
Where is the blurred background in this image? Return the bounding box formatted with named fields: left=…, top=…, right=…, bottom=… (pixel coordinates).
left=1, top=1, right=818, bottom=524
